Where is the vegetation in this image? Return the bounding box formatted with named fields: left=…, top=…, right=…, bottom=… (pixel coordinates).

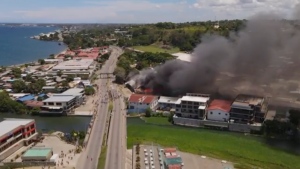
left=0, top=92, right=27, bottom=113
left=38, top=59, right=45, bottom=65
left=98, top=52, right=111, bottom=63
left=40, top=32, right=59, bottom=41
left=142, top=117, right=171, bottom=125
left=84, top=86, right=95, bottom=95
left=11, top=67, right=22, bottom=78
left=97, top=146, right=107, bottom=169
left=127, top=117, right=300, bottom=169
left=145, top=108, right=152, bottom=117
left=114, top=51, right=175, bottom=83
left=133, top=45, right=180, bottom=54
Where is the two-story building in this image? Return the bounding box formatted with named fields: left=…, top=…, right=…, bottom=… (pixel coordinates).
left=175, top=93, right=210, bottom=119
left=41, top=95, right=76, bottom=115
left=157, top=96, right=180, bottom=111
left=0, top=118, right=38, bottom=161
left=127, top=94, right=158, bottom=113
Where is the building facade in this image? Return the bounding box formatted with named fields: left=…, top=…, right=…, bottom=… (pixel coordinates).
left=229, top=94, right=268, bottom=124
left=157, top=96, right=180, bottom=111
left=175, top=94, right=210, bottom=119
left=206, top=99, right=232, bottom=122
left=0, top=119, right=38, bottom=161
left=127, top=94, right=158, bottom=113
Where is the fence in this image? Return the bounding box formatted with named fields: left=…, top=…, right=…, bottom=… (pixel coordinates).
left=173, top=117, right=262, bottom=133
left=3, top=161, right=55, bottom=168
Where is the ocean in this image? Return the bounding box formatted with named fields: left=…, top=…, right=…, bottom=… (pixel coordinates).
left=0, top=26, right=67, bottom=66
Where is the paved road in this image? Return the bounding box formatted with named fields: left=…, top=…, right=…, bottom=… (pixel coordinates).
left=105, top=85, right=127, bottom=169
left=76, top=46, right=123, bottom=169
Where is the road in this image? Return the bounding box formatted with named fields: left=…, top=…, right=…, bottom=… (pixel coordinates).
left=76, top=46, right=123, bottom=169
left=105, top=84, right=127, bottom=169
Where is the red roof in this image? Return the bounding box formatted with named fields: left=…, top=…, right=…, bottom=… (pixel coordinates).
left=168, top=164, right=182, bottom=169
left=164, top=148, right=177, bottom=153
left=207, top=99, right=232, bottom=112
left=128, top=94, right=157, bottom=104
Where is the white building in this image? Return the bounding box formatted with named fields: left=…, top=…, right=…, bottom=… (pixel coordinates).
left=128, top=94, right=158, bottom=113
left=41, top=95, right=76, bottom=115
left=0, top=119, right=38, bottom=161
left=175, top=93, right=210, bottom=119
left=157, top=96, right=180, bottom=111
left=206, top=99, right=232, bottom=122
left=49, top=59, right=95, bottom=78
left=44, top=59, right=63, bottom=64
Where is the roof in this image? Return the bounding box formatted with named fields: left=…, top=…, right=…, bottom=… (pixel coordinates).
left=158, top=96, right=180, bottom=104
left=164, top=148, right=177, bottom=153
left=128, top=94, right=157, bottom=104
left=43, top=95, right=75, bottom=102
left=42, top=86, right=56, bottom=89
left=23, top=148, right=52, bottom=157
left=62, top=88, right=84, bottom=95
left=0, top=118, right=34, bottom=137
left=52, top=59, right=94, bottom=70
left=181, top=96, right=209, bottom=103
left=207, top=99, right=232, bottom=112
left=168, top=164, right=182, bottom=169
left=232, top=94, right=264, bottom=109
left=17, top=94, right=35, bottom=102
left=165, top=157, right=182, bottom=166
left=38, top=93, right=46, bottom=97
left=24, top=101, right=43, bottom=108
left=172, top=52, right=192, bottom=62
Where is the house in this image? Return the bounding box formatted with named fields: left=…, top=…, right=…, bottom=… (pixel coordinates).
left=206, top=99, right=232, bottom=122
left=175, top=93, right=210, bottom=119
left=158, top=96, right=180, bottom=111
left=229, top=94, right=268, bottom=124
left=17, top=94, right=35, bottom=103
left=127, top=94, right=158, bottom=113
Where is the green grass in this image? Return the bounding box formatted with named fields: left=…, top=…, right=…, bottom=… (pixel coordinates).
left=133, top=45, right=180, bottom=54
left=108, top=101, right=113, bottom=112
left=97, top=146, right=107, bottom=169
left=142, top=117, right=171, bottom=125
left=127, top=117, right=300, bottom=169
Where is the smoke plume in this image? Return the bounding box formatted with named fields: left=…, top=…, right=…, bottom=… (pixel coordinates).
left=129, top=8, right=300, bottom=98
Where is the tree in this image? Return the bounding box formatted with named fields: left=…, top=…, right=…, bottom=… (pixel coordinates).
left=38, top=59, right=45, bottom=65
left=114, top=67, right=126, bottom=84
left=57, top=70, right=63, bottom=77
left=145, top=108, right=152, bottom=117
left=11, top=67, right=22, bottom=78
left=84, top=87, right=95, bottom=95
left=48, top=54, right=55, bottom=59
left=31, top=107, right=40, bottom=115
left=289, top=110, right=300, bottom=127
left=12, top=80, right=26, bottom=92
left=61, top=80, right=69, bottom=88
left=66, top=74, right=75, bottom=82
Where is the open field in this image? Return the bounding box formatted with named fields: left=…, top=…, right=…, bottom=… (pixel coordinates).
left=132, top=45, right=180, bottom=54
left=127, top=117, right=300, bottom=169
left=141, top=117, right=171, bottom=125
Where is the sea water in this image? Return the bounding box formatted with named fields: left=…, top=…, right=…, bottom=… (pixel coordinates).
left=0, top=26, right=67, bottom=66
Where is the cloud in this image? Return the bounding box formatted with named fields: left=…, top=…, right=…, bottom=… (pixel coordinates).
left=0, top=0, right=297, bottom=23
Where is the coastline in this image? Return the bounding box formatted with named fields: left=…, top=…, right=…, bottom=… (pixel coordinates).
left=7, top=46, right=68, bottom=68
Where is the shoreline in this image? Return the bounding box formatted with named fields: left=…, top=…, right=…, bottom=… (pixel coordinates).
left=6, top=46, right=68, bottom=68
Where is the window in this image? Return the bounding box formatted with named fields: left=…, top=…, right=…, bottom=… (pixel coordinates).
left=48, top=102, right=54, bottom=106
left=130, top=106, right=134, bottom=109
left=176, top=109, right=179, bottom=111
left=56, top=103, right=62, bottom=106
left=182, top=109, right=186, bottom=112
left=218, top=113, right=221, bottom=115
left=182, top=105, right=186, bottom=108
left=147, top=103, right=149, bottom=105
left=225, top=113, right=228, bottom=116
left=210, top=112, right=213, bottom=114
left=189, top=110, right=192, bottom=113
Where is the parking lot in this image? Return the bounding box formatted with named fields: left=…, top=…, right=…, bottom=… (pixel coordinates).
left=137, top=144, right=234, bottom=169
left=140, top=145, right=162, bottom=169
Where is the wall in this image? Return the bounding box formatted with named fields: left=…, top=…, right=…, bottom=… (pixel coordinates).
left=0, top=141, right=24, bottom=161
left=207, top=109, right=229, bottom=122
left=128, top=99, right=158, bottom=113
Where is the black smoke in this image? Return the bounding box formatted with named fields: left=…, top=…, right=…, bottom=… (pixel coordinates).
left=129, top=8, right=300, bottom=98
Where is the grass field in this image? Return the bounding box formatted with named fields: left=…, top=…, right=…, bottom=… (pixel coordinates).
left=97, top=146, right=107, bottom=169
left=127, top=117, right=300, bottom=169
left=141, top=117, right=171, bottom=125
left=133, top=45, right=180, bottom=54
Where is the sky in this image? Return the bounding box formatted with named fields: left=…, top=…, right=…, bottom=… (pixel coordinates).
left=0, top=0, right=299, bottom=23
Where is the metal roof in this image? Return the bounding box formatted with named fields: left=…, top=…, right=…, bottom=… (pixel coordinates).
left=43, top=95, right=75, bottom=102
left=181, top=96, right=209, bottom=103
left=17, top=94, right=35, bottom=102
left=62, top=88, right=84, bottom=95
left=158, top=96, right=180, bottom=104
left=0, top=118, right=34, bottom=138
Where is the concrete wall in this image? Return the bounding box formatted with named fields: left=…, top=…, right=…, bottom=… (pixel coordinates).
left=206, top=109, right=229, bottom=122
left=173, top=117, right=261, bottom=133
left=128, top=100, right=158, bottom=113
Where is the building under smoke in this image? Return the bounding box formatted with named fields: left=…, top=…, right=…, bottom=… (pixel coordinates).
left=127, top=10, right=300, bottom=100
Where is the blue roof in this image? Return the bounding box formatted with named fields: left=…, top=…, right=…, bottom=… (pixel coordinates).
left=17, top=95, right=35, bottom=102
left=38, top=93, right=46, bottom=97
